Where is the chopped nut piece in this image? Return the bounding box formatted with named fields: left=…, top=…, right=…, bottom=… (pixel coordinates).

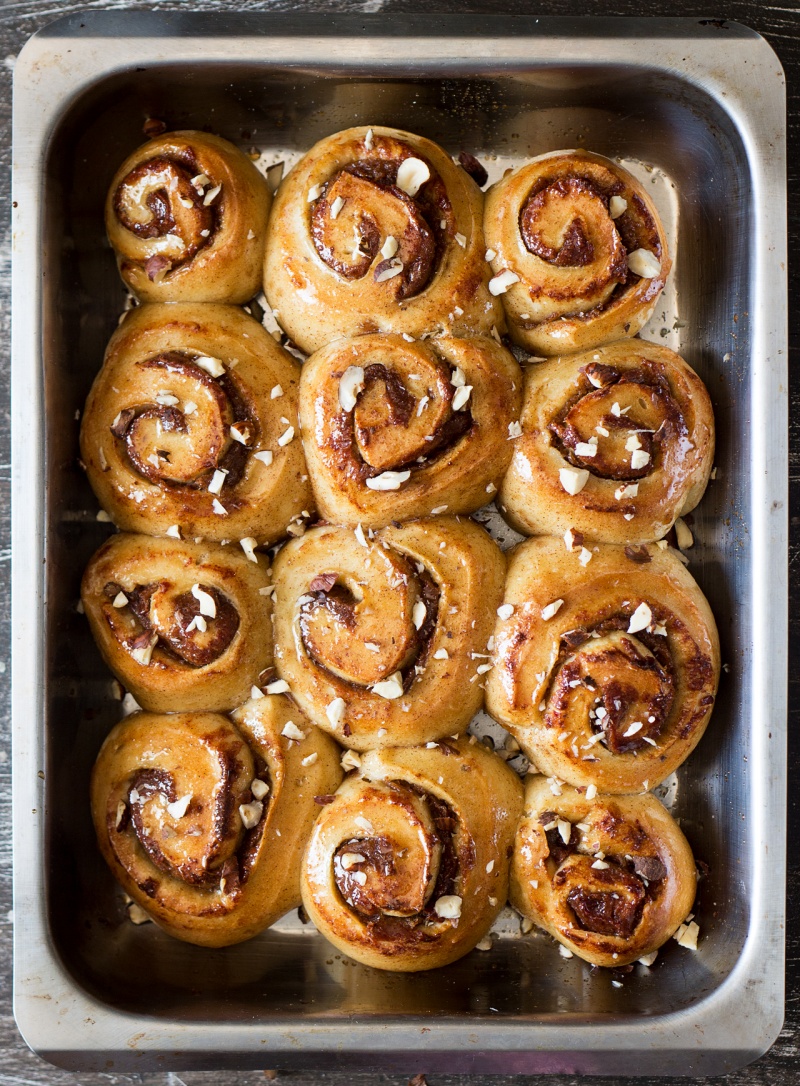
left=559, top=467, right=590, bottom=495
left=238, top=801, right=263, bottom=830
left=609, top=195, right=628, bottom=218
left=326, top=697, right=346, bottom=726
left=489, top=269, right=520, bottom=295
left=628, top=248, right=661, bottom=278
left=341, top=749, right=361, bottom=771
left=251, top=778, right=270, bottom=800
left=240, top=537, right=259, bottom=563
left=366, top=470, right=410, bottom=491
left=497, top=603, right=514, bottom=620
left=541, top=599, right=564, bottom=621
left=371, top=672, right=404, bottom=699
left=281, top=721, right=306, bottom=742
left=627, top=601, right=652, bottom=633
left=434, top=894, right=462, bottom=919
left=266, top=679, right=290, bottom=694
left=396, top=157, right=430, bottom=196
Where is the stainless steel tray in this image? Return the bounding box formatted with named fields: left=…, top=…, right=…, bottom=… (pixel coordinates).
left=10, top=12, right=788, bottom=1077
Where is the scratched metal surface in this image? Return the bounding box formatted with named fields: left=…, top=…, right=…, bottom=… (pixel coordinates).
left=1, top=0, right=798, bottom=1084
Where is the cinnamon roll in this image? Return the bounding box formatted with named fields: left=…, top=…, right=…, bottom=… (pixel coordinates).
left=263, top=126, right=502, bottom=354
left=272, top=517, right=505, bottom=749
left=511, top=777, right=696, bottom=967
left=484, top=537, right=720, bottom=794
left=484, top=150, right=671, bottom=356
left=80, top=304, right=313, bottom=544
left=81, top=533, right=273, bottom=713
left=302, top=739, right=523, bottom=971
left=299, top=333, right=522, bottom=528
left=91, top=696, right=343, bottom=946
left=500, top=341, right=715, bottom=544
left=106, top=130, right=270, bottom=303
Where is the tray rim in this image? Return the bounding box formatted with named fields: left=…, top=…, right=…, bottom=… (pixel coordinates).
left=10, top=11, right=788, bottom=1076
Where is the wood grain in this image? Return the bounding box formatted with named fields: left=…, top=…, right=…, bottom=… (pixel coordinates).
left=1, top=0, right=798, bottom=1082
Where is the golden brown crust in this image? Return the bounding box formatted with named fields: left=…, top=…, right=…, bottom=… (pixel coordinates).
left=500, top=341, right=715, bottom=544
left=80, top=304, right=314, bottom=545
left=263, top=126, right=503, bottom=354
left=81, top=533, right=273, bottom=713
left=91, top=700, right=342, bottom=946
left=301, top=739, right=523, bottom=971
left=272, top=518, right=505, bottom=749
left=511, top=777, right=696, bottom=966
left=484, top=150, right=671, bottom=356
left=299, top=333, right=522, bottom=528
left=105, top=130, right=270, bottom=303
left=484, top=537, right=720, bottom=794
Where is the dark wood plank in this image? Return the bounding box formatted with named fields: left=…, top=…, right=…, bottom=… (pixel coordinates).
left=0, top=1, right=798, bottom=1083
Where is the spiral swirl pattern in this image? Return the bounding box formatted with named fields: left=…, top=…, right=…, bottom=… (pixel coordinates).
left=511, top=778, right=696, bottom=966
left=91, top=697, right=342, bottom=946
left=272, top=517, right=505, bottom=749
left=484, top=150, right=671, bottom=356
left=106, top=130, right=270, bottom=303
left=500, top=340, right=715, bottom=544
left=263, top=126, right=502, bottom=354
left=299, top=333, right=522, bottom=528
left=81, top=533, right=274, bottom=713
left=302, top=740, right=523, bottom=971
left=485, top=537, right=719, bottom=794
left=81, top=304, right=314, bottom=544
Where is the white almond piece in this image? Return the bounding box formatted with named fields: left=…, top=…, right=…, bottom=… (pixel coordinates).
left=559, top=945, right=574, bottom=959
left=339, top=366, right=365, bottom=412
left=185, top=614, right=207, bottom=634
left=341, top=749, right=362, bottom=772
left=277, top=426, right=294, bottom=447
left=366, top=470, right=410, bottom=491
left=251, top=778, right=270, bottom=800
left=238, top=801, right=263, bottom=830
left=396, top=157, right=430, bottom=196
left=497, top=603, right=514, bottom=620
left=253, top=450, right=273, bottom=467
left=614, top=483, right=639, bottom=500
left=433, top=648, right=449, bottom=660
left=489, top=269, right=520, bottom=295
left=240, top=537, right=259, bottom=563
left=380, top=235, right=398, bottom=259
left=631, top=449, right=651, bottom=470
left=371, top=672, right=404, bottom=699
left=191, top=583, right=217, bottom=618
left=559, top=467, right=590, bottom=495
left=203, top=183, right=222, bottom=206
left=230, top=425, right=249, bottom=445
left=354, top=815, right=374, bottom=832
left=130, top=634, right=157, bottom=666
left=431, top=505, right=448, bottom=515
left=434, top=895, right=462, bottom=919
left=271, top=384, right=284, bottom=399
left=454, top=232, right=466, bottom=248
left=451, top=367, right=467, bottom=388
left=476, top=936, right=493, bottom=951
left=208, top=468, right=228, bottom=495
left=591, top=859, right=609, bottom=870
left=625, top=433, right=642, bottom=452
left=486, top=860, right=495, bottom=874
left=579, top=547, right=593, bottom=566
left=307, top=183, right=323, bottom=202
left=155, top=391, right=179, bottom=406
left=557, top=819, right=572, bottom=845
left=541, top=599, right=564, bottom=621
left=266, top=679, right=290, bottom=694
left=628, top=602, right=653, bottom=634
left=575, top=441, right=597, bottom=458
left=609, top=195, right=628, bottom=218
left=412, top=600, right=427, bottom=630
left=485, top=248, right=497, bottom=261
left=281, top=721, right=306, bottom=742
left=112, top=591, right=128, bottom=608
left=374, top=258, right=404, bottom=282
left=624, top=721, right=643, bottom=737
left=676, top=920, right=700, bottom=950
left=451, top=385, right=472, bottom=411
left=364, top=128, right=374, bottom=150
left=508, top=421, right=523, bottom=439
left=167, top=794, right=192, bottom=820
left=628, top=248, right=661, bottom=278
left=329, top=195, right=345, bottom=219
left=585, top=783, right=598, bottom=801
left=301, top=752, right=318, bottom=767
left=351, top=870, right=367, bottom=886
left=340, top=852, right=366, bottom=870
left=675, top=518, right=694, bottom=550
left=195, top=355, right=225, bottom=377
left=638, top=950, right=658, bottom=967
left=250, top=685, right=265, bottom=700
left=165, top=525, right=181, bottom=539
left=326, top=697, right=346, bottom=726
left=354, top=524, right=368, bottom=548
left=96, top=510, right=112, bottom=523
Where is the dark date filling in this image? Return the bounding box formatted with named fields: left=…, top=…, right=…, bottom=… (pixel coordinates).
left=540, top=811, right=663, bottom=939
left=333, top=786, right=462, bottom=941
left=109, top=353, right=255, bottom=491
left=104, top=579, right=240, bottom=668
left=298, top=565, right=440, bottom=693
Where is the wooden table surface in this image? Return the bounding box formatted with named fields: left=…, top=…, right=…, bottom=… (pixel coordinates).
left=1, top=1, right=797, bottom=1083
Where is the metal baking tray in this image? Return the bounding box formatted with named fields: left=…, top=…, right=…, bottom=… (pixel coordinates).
left=11, top=11, right=787, bottom=1077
